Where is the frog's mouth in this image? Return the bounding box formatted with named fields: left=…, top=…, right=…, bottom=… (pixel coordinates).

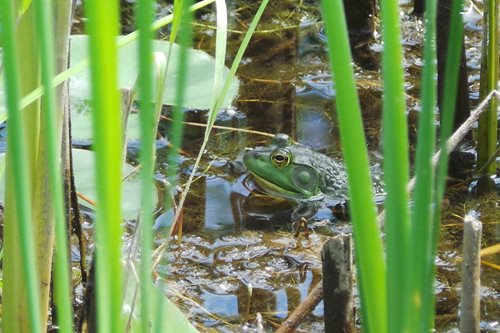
left=248, top=172, right=324, bottom=202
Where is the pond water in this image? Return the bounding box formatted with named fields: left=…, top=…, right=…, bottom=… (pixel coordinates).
left=70, top=0, right=500, bottom=332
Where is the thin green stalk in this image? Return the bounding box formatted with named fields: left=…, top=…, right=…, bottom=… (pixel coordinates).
left=145, top=54, right=167, bottom=332
left=169, top=0, right=184, bottom=44
left=409, top=0, right=438, bottom=331
left=379, top=0, right=411, bottom=331
left=168, top=0, right=269, bottom=238
left=84, top=1, right=123, bottom=332
left=0, top=1, right=41, bottom=332
left=32, top=0, right=72, bottom=331
left=425, top=0, right=465, bottom=331
left=206, top=0, right=227, bottom=133
left=163, top=0, right=193, bottom=244
left=320, top=1, right=386, bottom=333
left=165, top=0, right=192, bottom=187
left=154, top=0, right=192, bottom=330
left=477, top=0, right=498, bottom=174
left=136, top=0, right=155, bottom=331
left=163, top=0, right=184, bottom=83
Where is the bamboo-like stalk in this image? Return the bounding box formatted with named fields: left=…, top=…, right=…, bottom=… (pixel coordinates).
left=32, top=0, right=73, bottom=331
left=426, top=0, right=466, bottom=332
left=320, top=2, right=387, bottom=333
left=477, top=0, right=498, bottom=175
left=84, top=0, right=123, bottom=332
left=136, top=0, right=155, bottom=330
left=409, top=0, right=438, bottom=331
left=152, top=1, right=194, bottom=331
left=378, top=0, right=411, bottom=331
left=0, top=1, right=42, bottom=332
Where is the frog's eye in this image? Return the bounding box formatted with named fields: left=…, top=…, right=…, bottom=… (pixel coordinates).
left=271, top=149, right=292, bottom=168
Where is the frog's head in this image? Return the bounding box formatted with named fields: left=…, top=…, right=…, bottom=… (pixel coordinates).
left=243, top=134, right=323, bottom=200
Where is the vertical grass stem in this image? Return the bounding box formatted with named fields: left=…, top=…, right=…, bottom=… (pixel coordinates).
left=0, top=1, right=42, bottom=332
left=32, top=0, right=73, bottom=331
left=84, top=1, right=123, bottom=331
left=320, top=1, right=387, bottom=332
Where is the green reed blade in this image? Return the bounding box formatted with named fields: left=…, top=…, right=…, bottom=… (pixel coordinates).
left=32, top=0, right=73, bottom=331
left=378, top=0, right=411, bottom=331
left=0, top=1, right=41, bottom=332
left=425, top=0, right=465, bottom=331
left=169, top=0, right=184, bottom=44
left=84, top=1, right=123, bottom=332
left=136, top=0, right=155, bottom=330
left=205, top=0, right=227, bottom=135
left=208, top=0, right=266, bottom=128
left=211, top=0, right=227, bottom=104
left=477, top=0, right=498, bottom=174
left=409, top=0, right=438, bottom=331
left=320, top=2, right=387, bottom=332
left=18, top=0, right=31, bottom=14
left=154, top=0, right=192, bottom=330
left=166, top=0, right=192, bottom=183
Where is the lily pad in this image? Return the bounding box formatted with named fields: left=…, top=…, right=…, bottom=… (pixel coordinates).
left=0, top=149, right=153, bottom=220
left=125, top=282, right=200, bottom=333
left=1, top=35, right=239, bottom=126
left=70, top=98, right=144, bottom=141
left=69, top=34, right=238, bottom=109
left=72, top=148, right=156, bottom=220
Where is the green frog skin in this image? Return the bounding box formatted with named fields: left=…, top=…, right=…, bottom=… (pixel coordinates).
left=243, top=134, right=347, bottom=201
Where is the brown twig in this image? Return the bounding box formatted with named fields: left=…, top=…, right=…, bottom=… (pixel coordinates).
left=275, top=280, right=324, bottom=333
left=160, top=115, right=275, bottom=138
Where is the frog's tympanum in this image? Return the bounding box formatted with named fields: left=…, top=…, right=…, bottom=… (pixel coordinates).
left=243, top=134, right=347, bottom=201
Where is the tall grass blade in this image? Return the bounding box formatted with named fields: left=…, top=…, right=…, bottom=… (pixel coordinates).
left=168, top=0, right=270, bottom=237
left=153, top=0, right=193, bottom=329
left=320, top=2, right=387, bottom=332
left=84, top=1, right=123, bottom=332
left=409, top=0, right=438, bottom=331
left=477, top=0, right=498, bottom=174
left=206, top=0, right=227, bottom=134
left=425, top=0, right=465, bottom=331
left=378, top=0, right=411, bottom=331
left=32, top=0, right=73, bottom=331
left=136, top=0, right=155, bottom=330
left=165, top=0, right=192, bottom=197
left=18, top=0, right=31, bottom=14
left=169, top=0, right=184, bottom=44
left=0, top=1, right=41, bottom=332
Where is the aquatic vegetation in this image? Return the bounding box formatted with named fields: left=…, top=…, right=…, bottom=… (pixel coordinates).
left=0, top=0, right=497, bottom=332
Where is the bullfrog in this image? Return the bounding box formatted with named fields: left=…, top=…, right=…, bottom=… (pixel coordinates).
left=243, top=134, right=348, bottom=202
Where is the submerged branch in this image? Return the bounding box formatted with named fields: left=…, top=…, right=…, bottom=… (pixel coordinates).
left=275, top=280, right=324, bottom=333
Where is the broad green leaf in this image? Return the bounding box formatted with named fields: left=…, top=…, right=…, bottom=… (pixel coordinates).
left=0, top=149, right=156, bottom=220
left=72, top=149, right=157, bottom=220
left=70, top=100, right=142, bottom=141
left=0, top=35, right=239, bottom=122
left=69, top=35, right=238, bottom=109
left=126, top=282, right=200, bottom=333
